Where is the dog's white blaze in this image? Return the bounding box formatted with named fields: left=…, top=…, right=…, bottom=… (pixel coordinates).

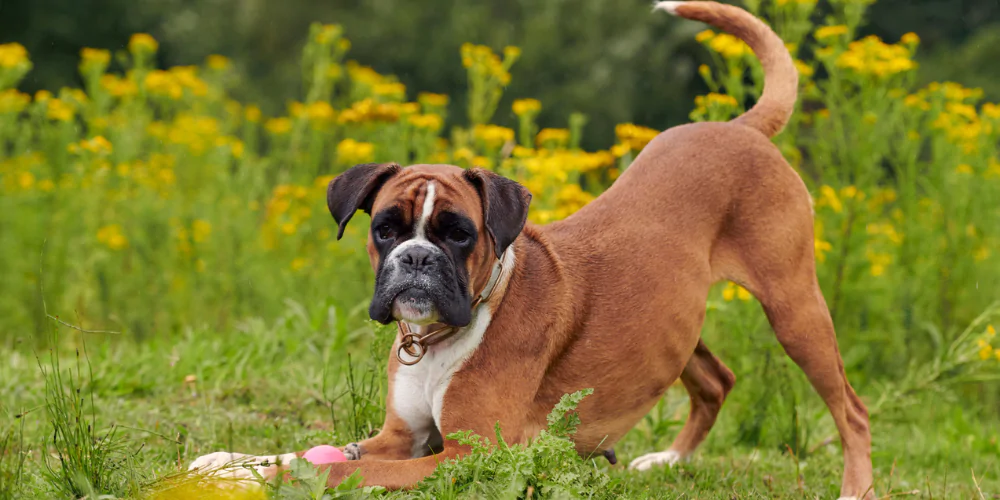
left=653, top=1, right=684, bottom=15
left=391, top=248, right=516, bottom=458
left=415, top=181, right=436, bottom=239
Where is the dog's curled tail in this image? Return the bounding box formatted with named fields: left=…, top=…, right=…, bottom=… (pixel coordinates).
left=656, top=1, right=798, bottom=138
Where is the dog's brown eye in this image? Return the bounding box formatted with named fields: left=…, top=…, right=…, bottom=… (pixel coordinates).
left=376, top=224, right=396, bottom=241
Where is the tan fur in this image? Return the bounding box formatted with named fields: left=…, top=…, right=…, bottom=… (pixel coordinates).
left=270, top=2, right=872, bottom=497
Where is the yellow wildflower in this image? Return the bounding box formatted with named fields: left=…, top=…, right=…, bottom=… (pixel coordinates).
left=536, top=128, right=570, bottom=148
left=0, top=89, right=30, bottom=114
left=78, top=136, right=113, bottom=155
left=192, top=220, right=212, bottom=242
left=245, top=105, right=262, bottom=123
left=988, top=325, right=997, bottom=337
left=955, top=164, right=973, bottom=175
left=79, top=48, right=111, bottom=70
left=816, top=185, right=842, bottom=213
left=373, top=82, right=406, bottom=100
left=97, top=224, right=129, bottom=250
left=305, top=101, right=337, bottom=124
left=418, top=92, right=449, bottom=108
left=615, top=123, right=659, bottom=151
left=100, top=74, right=138, bottom=98
left=513, top=98, right=542, bottom=116
left=407, top=113, right=443, bottom=131
left=265, top=117, right=293, bottom=135
left=46, top=98, right=75, bottom=122
left=291, top=258, right=309, bottom=271
left=17, top=172, right=34, bottom=190
left=315, top=24, right=342, bottom=45
left=722, top=282, right=752, bottom=302
left=336, top=138, right=375, bottom=164
left=900, top=32, right=920, bottom=46
left=795, top=60, right=814, bottom=78
left=707, top=33, right=751, bottom=59
left=144, top=70, right=183, bottom=99
left=473, top=124, right=515, bottom=149
left=984, top=103, right=1000, bottom=119
left=815, top=25, right=849, bottom=41
left=128, top=33, right=159, bottom=54
left=0, top=42, right=29, bottom=68
left=695, top=30, right=715, bottom=43
left=206, top=54, right=230, bottom=70
left=980, top=345, right=994, bottom=361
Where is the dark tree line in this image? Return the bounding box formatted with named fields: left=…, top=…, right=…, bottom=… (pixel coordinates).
left=2, top=0, right=999, bottom=149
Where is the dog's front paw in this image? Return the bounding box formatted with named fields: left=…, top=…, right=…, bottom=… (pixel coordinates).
left=342, top=442, right=362, bottom=461
left=188, top=451, right=296, bottom=485
left=628, top=450, right=686, bottom=471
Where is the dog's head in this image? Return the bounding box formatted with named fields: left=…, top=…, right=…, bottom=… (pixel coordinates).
left=327, top=163, right=531, bottom=327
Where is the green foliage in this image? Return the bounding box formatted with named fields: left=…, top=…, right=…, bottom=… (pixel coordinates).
left=413, top=389, right=621, bottom=499
left=0, top=416, right=26, bottom=500
left=266, top=460, right=385, bottom=500
left=38, top=343, right=146, bottom=497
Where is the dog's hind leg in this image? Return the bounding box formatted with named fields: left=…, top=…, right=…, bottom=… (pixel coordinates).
left=720, top=177, right=874, bottom=499
left=628, top=339, right=735, bottom=470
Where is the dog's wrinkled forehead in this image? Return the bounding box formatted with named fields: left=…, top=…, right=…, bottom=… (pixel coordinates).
left=369, top=164, right=484, bottom=231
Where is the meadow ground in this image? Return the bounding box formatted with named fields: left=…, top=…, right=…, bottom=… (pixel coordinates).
left=3, top=0, right=1000, bottom=497
left=2, top=316, right=999, bottom=499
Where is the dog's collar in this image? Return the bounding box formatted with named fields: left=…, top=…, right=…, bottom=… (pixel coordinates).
left=396, top=248, right=510, bottom=366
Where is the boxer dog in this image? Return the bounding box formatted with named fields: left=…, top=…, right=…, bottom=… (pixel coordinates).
left=189, top=2, right=873, bottom=498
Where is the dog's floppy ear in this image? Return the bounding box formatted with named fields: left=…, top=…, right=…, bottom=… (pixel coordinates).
left=463, top=168, right=532, bottom=258
left=327, top=162, right=401, bottom=239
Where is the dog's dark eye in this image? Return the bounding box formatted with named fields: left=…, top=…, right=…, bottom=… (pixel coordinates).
left=375, top=224, right=396, bottom=241
left=447, top=228, right=470, bottom=244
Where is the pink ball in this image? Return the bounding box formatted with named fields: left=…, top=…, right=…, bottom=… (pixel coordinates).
left=302, top=445, right=348, bottom=465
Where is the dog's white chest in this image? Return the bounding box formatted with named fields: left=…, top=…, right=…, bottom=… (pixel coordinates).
left=391, top=307, right=491, bottom=457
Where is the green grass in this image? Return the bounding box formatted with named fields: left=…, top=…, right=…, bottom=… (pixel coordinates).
left=2, top=302, right=998, bottom=499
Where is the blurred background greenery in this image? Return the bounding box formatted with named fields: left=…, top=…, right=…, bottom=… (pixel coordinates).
left=5, top=0, right=1000, bottom=150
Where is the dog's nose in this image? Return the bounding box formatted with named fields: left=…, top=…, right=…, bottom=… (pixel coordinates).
left=400, top=246, right=435, bottom=272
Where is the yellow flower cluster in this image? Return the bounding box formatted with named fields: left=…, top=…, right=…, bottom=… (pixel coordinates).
left=815, top=25, right=849, bottom=41
left=338, top=98, right=402, bottom=124
left=473, top=124, right=515, bottom=149
left=867, top=222, right=903, bottom=245
left=45, top=98, right=76, bottom=122
left=128, top=33, right=159, bottom=54
left=97, top=224, right=129, bottom=250
left=206, top=54, right=230, bottom=71
left=100, top=74, right=139, bottom=98
left=265, top=118, right=292, bottom=135
left=0, top=42, right=29, bottom=69
left=461, top=43, right=518, bottom=85
left=535, top=128, right=570, bottom=148
left=418, top=92, right=449, bottom=109
left=145, top=66, right=210, bottom=99
left=513, top=98, right=542, bottom=117
left=373, top=82, right=406, bottom=101
left=912, top=82, right=995, bottom=154
left=336, top=138, right=375, bottom=165
left=0, top=89, right=30, bottom=114
left=695, top=30, right=751, bottom=59
left=407, top=113, right=443, bottom=131
left=722, top=282, right=753, bottom=302
left=69, top=136, right=113, bottom=156
left=613, top=123, right=659, bottom=155
left=977, top=325, right=999, bottom=361
left=833, top=35, right=916, bottom=79
left=80, top=48, right=111, bottom=72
